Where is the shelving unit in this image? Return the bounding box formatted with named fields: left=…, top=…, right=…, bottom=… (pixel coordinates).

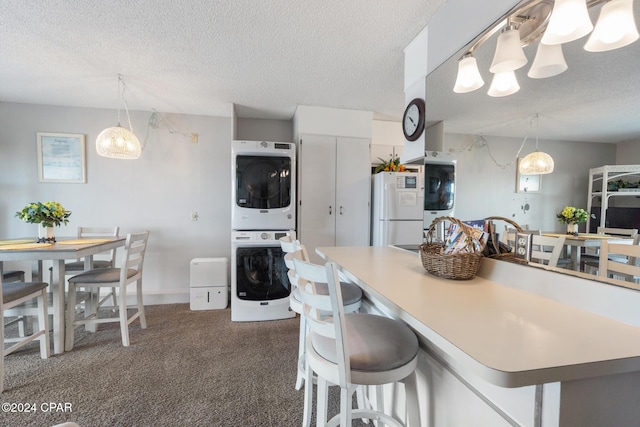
left=587, top=165, right=640, bottom=231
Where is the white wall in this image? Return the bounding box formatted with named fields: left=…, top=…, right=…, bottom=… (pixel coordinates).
left=446, top=132, right=617, bottom=232
left=0, top=102, right=232, bottom=303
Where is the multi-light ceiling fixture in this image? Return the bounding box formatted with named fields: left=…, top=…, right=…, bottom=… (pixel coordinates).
left=453, top=0, right=638, bottom=175
left=96, top=74, right=142, bottom=160
left=453, top=0, right=638, bottom=97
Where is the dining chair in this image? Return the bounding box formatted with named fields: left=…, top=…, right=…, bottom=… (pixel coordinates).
left=65, top=231, right=150, bottom=350
left=530, top=234, right=567, bottom=268
left=52, top=226, right=120, bottom=310
left=1, top=275, right=50, bottom=392
left=598, top=240, right=640, bottom=283
left=293, top=256, right=420, bottom=427
left=582, top=227, right=639, bottom=274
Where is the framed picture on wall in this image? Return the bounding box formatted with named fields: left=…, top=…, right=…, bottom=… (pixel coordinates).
left=36, top=132, right=87, bottom=183
left=515, top=158, right=541, bottom=193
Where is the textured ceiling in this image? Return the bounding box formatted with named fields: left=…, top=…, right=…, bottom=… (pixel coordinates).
left=0, top=0, right=447, bottom=120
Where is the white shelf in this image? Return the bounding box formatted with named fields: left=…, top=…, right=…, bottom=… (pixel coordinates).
left=587, top=165, right=640, bottom=230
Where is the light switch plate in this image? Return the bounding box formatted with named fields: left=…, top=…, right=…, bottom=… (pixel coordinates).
left=514, top=232, right=533, bottom=262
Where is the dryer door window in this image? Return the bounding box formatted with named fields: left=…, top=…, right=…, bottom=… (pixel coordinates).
left=235, top=246, right=290, bottom=301
left=235, top=155, right=292, bottom=209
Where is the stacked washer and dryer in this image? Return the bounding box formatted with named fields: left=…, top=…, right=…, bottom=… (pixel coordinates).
left=230, top=140, right=296, bottom=322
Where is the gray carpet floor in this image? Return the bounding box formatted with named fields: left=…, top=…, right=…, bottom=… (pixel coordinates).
left=1, top=304, right=355, bottom=427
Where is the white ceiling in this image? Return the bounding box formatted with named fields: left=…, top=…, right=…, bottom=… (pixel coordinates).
left=0, top=0, right=447, bottom=121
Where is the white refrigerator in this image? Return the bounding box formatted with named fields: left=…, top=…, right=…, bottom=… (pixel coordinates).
left=371, top=172, right=424, bottom=246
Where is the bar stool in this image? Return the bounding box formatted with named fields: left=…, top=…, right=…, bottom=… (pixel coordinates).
left=294, top=256, right=420, bottom=426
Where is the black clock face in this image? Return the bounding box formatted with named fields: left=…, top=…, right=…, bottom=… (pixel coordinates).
left=403, top=98, right=425, bottom=141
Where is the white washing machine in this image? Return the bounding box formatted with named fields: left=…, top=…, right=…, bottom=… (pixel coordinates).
left=231, top=140, right=296, bottom=231
left=230, top=230, right=295, bottom=322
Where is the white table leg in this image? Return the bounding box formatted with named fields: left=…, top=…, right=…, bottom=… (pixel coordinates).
left=51, top=260, right=65, bottom=354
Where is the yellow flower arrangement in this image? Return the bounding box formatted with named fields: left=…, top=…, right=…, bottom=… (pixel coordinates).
left=16, top=201, right=72, bottom=227
left=556, top=206, right=593, bottom=225
left=374, top=157, right=407, bottom=174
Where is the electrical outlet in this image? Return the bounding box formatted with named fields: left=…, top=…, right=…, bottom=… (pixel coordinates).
left=191, top=133, right=198, bottom=143
left=514, top=232, right=532, bottom=262
left=191, top=211, right=199, bottom=221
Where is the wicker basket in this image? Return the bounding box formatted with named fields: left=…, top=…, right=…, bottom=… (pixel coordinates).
left=420, top=216, right=483, bottom=280
left=484, top=216, right=527, bottom=264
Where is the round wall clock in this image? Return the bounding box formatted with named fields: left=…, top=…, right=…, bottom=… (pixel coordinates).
left=402, top=98, right=426, bottom=141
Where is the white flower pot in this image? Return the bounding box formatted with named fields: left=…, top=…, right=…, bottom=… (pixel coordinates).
left=38, top=224, right=55, bottom=243
left=566, top=223, right=579, bottom=236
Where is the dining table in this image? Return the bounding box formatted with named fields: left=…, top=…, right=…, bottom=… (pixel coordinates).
left=0, top=236, right=126, bottom=354
left=541, top=232, right=632, bottom=271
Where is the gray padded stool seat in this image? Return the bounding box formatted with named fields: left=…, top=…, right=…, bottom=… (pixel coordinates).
left=311, top=313, right=419, bottom=374
left=308, top=281, right=363, bottom=306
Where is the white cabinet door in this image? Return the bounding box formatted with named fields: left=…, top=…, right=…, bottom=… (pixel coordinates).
left=299, top=135, right=338, bottom=263
left=299, top=135, right=371, bottom=263
left=336, top=137, right=371, bottom=246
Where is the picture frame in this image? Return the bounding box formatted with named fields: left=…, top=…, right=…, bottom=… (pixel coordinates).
left=515, top=158, right=541, bottom=193
left=36, top=132, right=87, bottom=183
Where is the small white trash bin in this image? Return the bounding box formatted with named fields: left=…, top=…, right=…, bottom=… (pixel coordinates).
left=190, top=257, right=228, bottom=310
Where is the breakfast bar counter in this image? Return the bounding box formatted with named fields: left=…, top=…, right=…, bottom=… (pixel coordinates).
left=317, top=245, right=640, bottom=427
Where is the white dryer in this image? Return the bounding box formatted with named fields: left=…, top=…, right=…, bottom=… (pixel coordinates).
left=231, top=140, right=296, bottom=231
left=230, top=230, right=295, bottom=322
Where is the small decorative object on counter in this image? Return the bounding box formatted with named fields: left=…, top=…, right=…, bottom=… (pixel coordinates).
left=15, top=201, right=72, bottom=243
left=374, top=156, right=407, bottom=174
left=556, top=206, right=594, bottom=236
left=420, top=216, right=484, bottom=280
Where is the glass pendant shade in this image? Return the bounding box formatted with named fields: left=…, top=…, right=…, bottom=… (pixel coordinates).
left=489, top=27, right=528, bottom=73
left=96, top=125, right=142, bottom=159
left=519, top=151, right=555, bottom=175
left=584, top=0, right=639, bottom=52
left=541, top=0, right=593, bottom=45
left=453, top=55, right=485, bottom=93
left=487, top=71, right=520, bottom=97
left=528, top=42, right=568, bottom=78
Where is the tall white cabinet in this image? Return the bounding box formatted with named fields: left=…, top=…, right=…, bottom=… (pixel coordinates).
left=298, top=134, right=371, bottom=263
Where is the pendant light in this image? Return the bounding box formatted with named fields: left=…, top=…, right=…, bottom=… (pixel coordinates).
left=96, top=74, right=142, bottom=160
left=489, top=24, right=528, bottom=73
left=519, top=115, right=554, bottom=175
left=584, top=0, right=639, bottom=52
left=528, top=42, right=568, bottom=78
left=541, top=0, right=593, bottom=45
left=487, top=71, right=520, bottom=97
left=453, top=54, right=485, bottom=93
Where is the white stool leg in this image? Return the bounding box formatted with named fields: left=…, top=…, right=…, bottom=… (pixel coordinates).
left=295, top=314, right=307, bottom=390
left=302, top=361, right=313, bottom=427
left=316, top=376, right=329, bottom=427
left=404, top=372, right=420, bottom=427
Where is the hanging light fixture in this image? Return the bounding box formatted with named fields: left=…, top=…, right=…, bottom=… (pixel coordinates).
left=453, top=53, right=485, bottom=93
left=96, top=74, right=142, bottom=160
left=487, top=70, right=521, bottom=97
left=489, top=23, right=529, bottom=73
left=584, top=0, right=639, bottom=52
left=541, top=0, right=594, bottom=45
left=519, top=114, right=554, bottom=175
left=528, top=42, right=568, bottom=78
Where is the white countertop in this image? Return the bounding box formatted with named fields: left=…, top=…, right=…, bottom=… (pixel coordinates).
left=317, top=245, right=640, bottom=387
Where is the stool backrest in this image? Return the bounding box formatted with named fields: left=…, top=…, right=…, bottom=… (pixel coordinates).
left=293, top=257, right=350, bottom=387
